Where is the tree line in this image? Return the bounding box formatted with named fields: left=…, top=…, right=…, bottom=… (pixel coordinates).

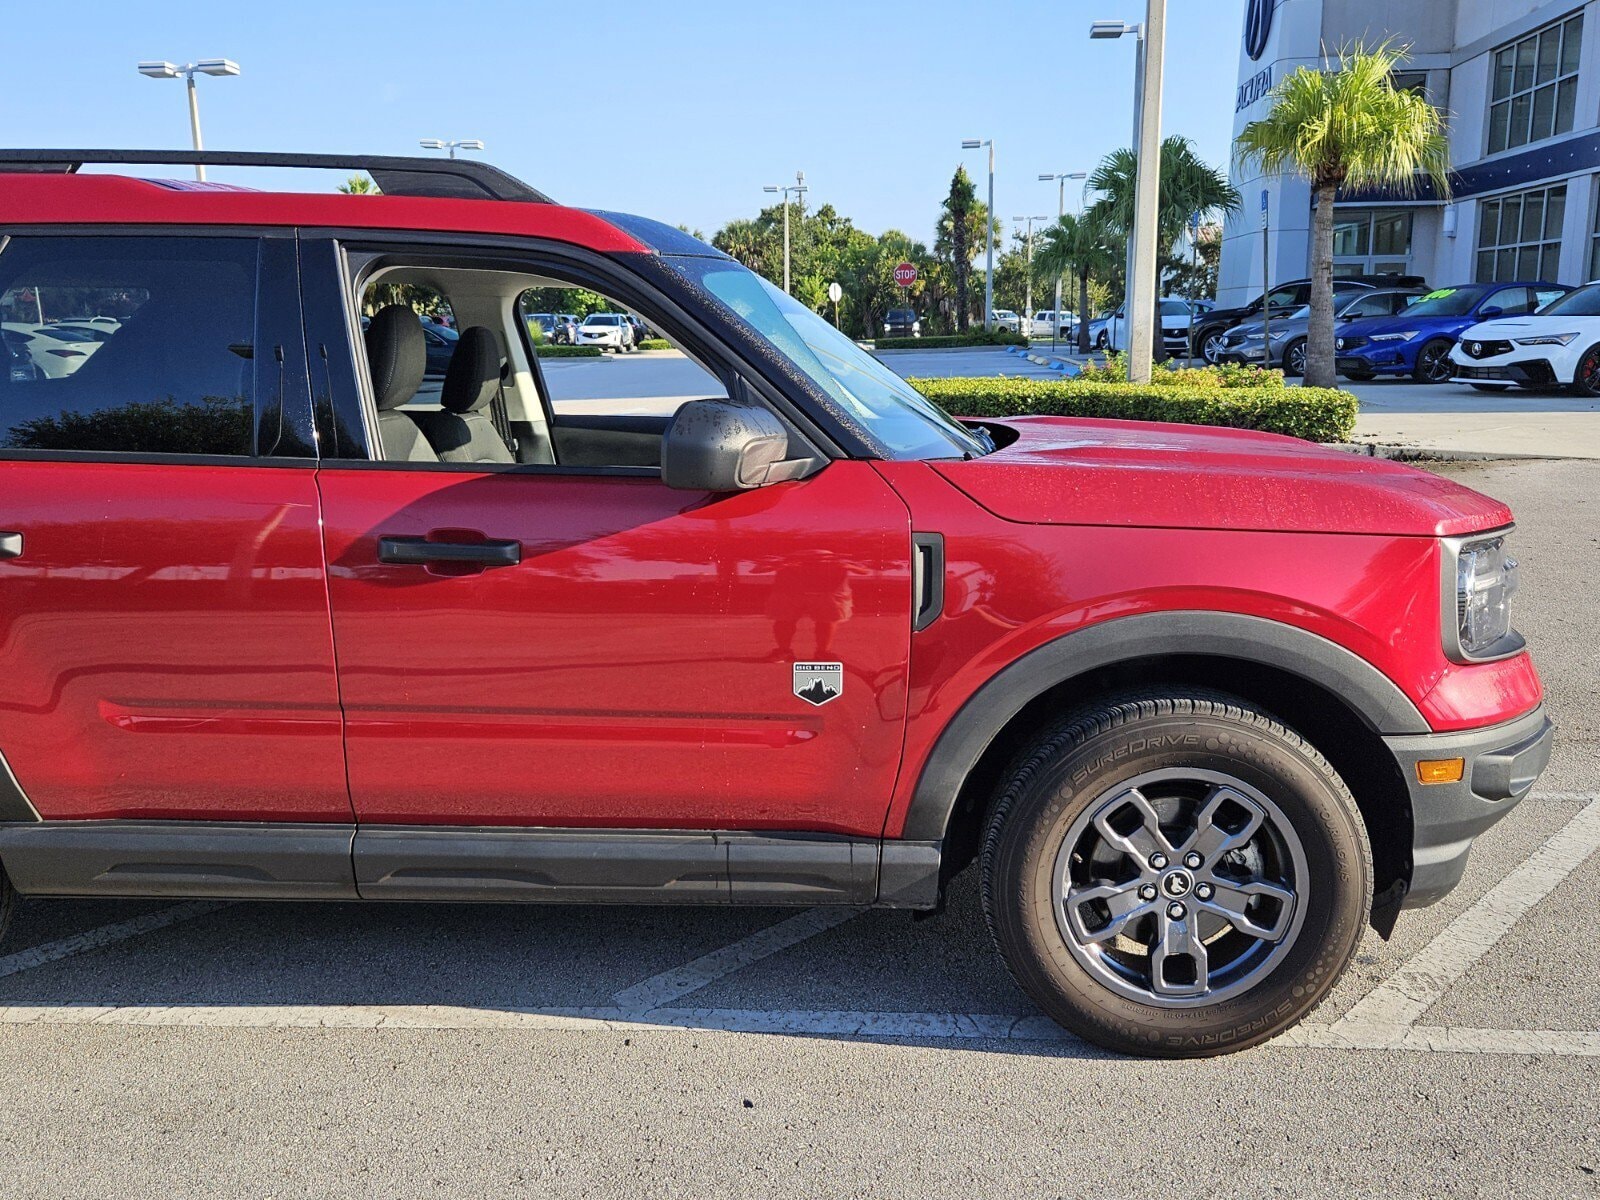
left=707, top=137, right=1238, bottom=340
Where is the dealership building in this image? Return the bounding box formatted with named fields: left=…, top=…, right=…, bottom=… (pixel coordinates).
left=1218, top=0, right=1600, bottom=304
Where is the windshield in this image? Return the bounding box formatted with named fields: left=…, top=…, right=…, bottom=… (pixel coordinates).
left=1159, top=299, right=1189, bottom=316
left=886, top=309, right=915, bottom=321
left=1535, top=283, right=1600, bottom=317
left=670, top=258, right=987, bottom=459
left=584, top=314, right=618, bottom=325
left=1403, top=286, right=1490, bottom=318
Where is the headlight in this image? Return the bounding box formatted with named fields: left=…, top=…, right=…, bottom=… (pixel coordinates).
left=1442, top=531, right=1523, bottom=661
left=1514, top=332, right=1579, bottom=346
left=1371, top=331, right=1418, bottom=342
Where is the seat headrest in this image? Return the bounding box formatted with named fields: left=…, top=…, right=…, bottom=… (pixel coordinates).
left=441, top=326, right=501, bottom=414
left=364, top=305, right=426, bottom=411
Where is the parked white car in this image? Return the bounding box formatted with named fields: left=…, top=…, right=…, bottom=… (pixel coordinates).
left=1449, top=281, right=1600, bottom=395
left=1029, top=309, right=1078, bottom=337
left=1105, top=298, right=1201, bottom=357
left=1, top=321, right=99, bottom=379
left=576, top=312, right=636, bottom=352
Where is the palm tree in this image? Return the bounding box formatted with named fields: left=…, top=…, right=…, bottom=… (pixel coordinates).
left=1088, top=137, right=1240, bottom=272
left=337, top=174, right=378, bottom=195
left=1235, top=41, right=1450, bottom=388
left=935, top=167, right=995, bottom=332
left=1034, top=211, right=1121, bottom=354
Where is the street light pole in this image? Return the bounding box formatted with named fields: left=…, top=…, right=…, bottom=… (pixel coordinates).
left=419, top=139, right=485, bottom=160
left=961, top=140, right=996, bottom=331
left=137, top=58, right=241, bottom=181
left=763, top=176, right=809, bottom=294
left=1038, top=171, right=1087, bottom=349
left=1127, top=0, right=1166, bottom=383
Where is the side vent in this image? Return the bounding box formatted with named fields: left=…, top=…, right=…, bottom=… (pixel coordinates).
left=912, top=532, right=945, bottom=631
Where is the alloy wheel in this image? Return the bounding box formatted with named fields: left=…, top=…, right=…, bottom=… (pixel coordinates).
left=1053, top=768, right=1308, bottom=1007
left=1202, top=332, right=1226, bottom=364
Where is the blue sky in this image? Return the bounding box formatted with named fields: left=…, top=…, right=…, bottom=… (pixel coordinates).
left=8, top=0, right=1245, bottom=243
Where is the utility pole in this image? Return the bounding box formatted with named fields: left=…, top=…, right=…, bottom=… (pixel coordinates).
left=962, top=139, right=996, bottom=331
left=763, top=175, right=808, bottom=294
left=1013, top=215, right=1048, bottom=340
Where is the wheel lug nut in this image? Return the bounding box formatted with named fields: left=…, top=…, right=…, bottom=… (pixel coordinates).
left=1139, top=884, right=1157, bottom=901
left=1196, top=883, right=1213, bottom=900
left=1184, top=852, right=1203, bottom=869
left=1167, top=901, right=1187, bottom=920
left=1149, top=853, right=1168, bottom=870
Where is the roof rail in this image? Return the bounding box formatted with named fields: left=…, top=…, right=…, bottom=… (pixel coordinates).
left=0, top=149, right=553, bottom=204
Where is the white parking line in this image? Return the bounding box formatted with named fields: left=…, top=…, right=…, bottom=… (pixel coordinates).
left=1335, top=795, right=1600, bottom=1031
left=0, top=1001, right=1593, bottom=1057
left=611, top=907, right=865, bottom=1009
left=0, top=901, right=233, bottom=981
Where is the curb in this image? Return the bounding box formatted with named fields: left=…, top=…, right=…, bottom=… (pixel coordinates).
left=1324, top=442, right=1560, bottom=462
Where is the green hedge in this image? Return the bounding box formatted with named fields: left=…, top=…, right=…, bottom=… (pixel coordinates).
left=535, top=345, right=603, bottom=358
left=907, top=376, right=1357, bottom=443
left=876, top=329, right=1028, bottom=350
left=635, top=337, right=674, bottom=351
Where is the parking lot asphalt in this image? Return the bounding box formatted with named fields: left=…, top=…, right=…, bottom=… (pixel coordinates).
left=0, top=460, right=1595, bottom=1199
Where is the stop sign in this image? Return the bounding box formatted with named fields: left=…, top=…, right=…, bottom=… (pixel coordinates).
left=893, top=262, right=918, bottom=287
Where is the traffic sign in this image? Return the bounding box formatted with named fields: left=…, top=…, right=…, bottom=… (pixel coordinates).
left=893, top=262, right=918, bottom=287
left=827, top=281, right=842, bottom=303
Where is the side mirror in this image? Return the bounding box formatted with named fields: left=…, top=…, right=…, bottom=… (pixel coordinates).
left=661, top=399, right=795, bottom=492
left=1479, top=305, right=1504, bottom=318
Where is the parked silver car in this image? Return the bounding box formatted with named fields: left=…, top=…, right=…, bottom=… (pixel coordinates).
left=1216, top=288, right=1426, bottom=376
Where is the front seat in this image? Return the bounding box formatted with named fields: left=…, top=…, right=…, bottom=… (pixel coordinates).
left=415, top=326, right=514, bottom=464
left=364, top=305, right=437, bottom=462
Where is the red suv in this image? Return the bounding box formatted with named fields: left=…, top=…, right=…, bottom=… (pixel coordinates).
left=0, top=151, right=1552, bottom=1056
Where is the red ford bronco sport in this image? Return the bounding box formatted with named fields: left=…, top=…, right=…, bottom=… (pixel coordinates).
left=0, top=151, right=1553, bottom=1056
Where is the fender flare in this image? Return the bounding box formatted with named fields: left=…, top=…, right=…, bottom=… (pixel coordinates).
left=900, top=610, right=1428, bottom=842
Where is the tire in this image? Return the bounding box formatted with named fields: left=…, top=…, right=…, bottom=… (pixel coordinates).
left=1283, top=338, right=1307, bottom=378
left=1198, top=328, right=1228, bottom=365
left=1095, top=331, right=1108, bottom=351
left=1469, top=383, right=1512, bottom=393
left=1571, top=344, right=1600, bottom=397
left=0, top=866, right=13, bottom=949
left=980, top=690, right=1370, bottom=1058
left=1412, top=337, right=1456, bottom=383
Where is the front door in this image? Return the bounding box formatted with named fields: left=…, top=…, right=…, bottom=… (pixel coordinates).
left=305, top=240, right=913, bottom=836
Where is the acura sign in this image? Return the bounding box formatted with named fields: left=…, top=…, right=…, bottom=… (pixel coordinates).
left=1244, top=0, right=1276, bottom=61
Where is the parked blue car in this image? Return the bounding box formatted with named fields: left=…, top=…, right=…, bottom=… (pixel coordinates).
left=1334, top=281, right=1571, bottom=382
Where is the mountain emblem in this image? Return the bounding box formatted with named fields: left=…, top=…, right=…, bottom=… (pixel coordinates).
left=793, top=661, right=843, bottom=706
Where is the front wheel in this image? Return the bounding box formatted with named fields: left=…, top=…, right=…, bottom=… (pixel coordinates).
left=1571, top=344, right=1600, bottom=397
left=1199, top=329, right=1227, bottom=365
left=981, top=691, right=1370, bottom=1058
left=1413, top=338, right=1456, bottom=383
left=1283, top=338, right=1307, bottom=378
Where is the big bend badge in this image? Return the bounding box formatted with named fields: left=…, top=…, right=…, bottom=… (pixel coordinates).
left=793, top=662, right=843, bottom=707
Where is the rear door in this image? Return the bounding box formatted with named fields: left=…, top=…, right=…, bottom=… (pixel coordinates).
left=0, top=232, right=350, bottom=825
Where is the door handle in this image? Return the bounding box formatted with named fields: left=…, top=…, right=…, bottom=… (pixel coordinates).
left=377, top=536, right=521, bottom=567
left=0, top=532, right=22, bottom=560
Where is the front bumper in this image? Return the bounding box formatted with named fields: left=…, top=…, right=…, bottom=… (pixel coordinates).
left=1384, top=704, right=1554, bottom=908
left=1452, top=357, right=1559, bottom=386
left=1336, top=348, right=1412, bottom=376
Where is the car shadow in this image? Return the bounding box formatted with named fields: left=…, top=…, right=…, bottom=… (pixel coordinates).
left=0, top=871, right=1122, bottom=1060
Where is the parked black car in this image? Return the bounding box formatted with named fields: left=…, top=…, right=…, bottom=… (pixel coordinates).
left=1189, top=273, right=1427, bottom=364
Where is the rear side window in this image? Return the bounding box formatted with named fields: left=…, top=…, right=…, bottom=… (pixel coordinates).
left=0, top=236, right=258, bottom=456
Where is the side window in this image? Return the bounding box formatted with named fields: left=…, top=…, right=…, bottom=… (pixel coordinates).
left=1534, top=287, right=1567, bottom=310
left=1265, top=286, right=1300, bottom=309
left=0, top=236, right=258, bottom=456
left=1489, top=286, right=1533, bottom=314
left=514, top=285, right=727, bottom=423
